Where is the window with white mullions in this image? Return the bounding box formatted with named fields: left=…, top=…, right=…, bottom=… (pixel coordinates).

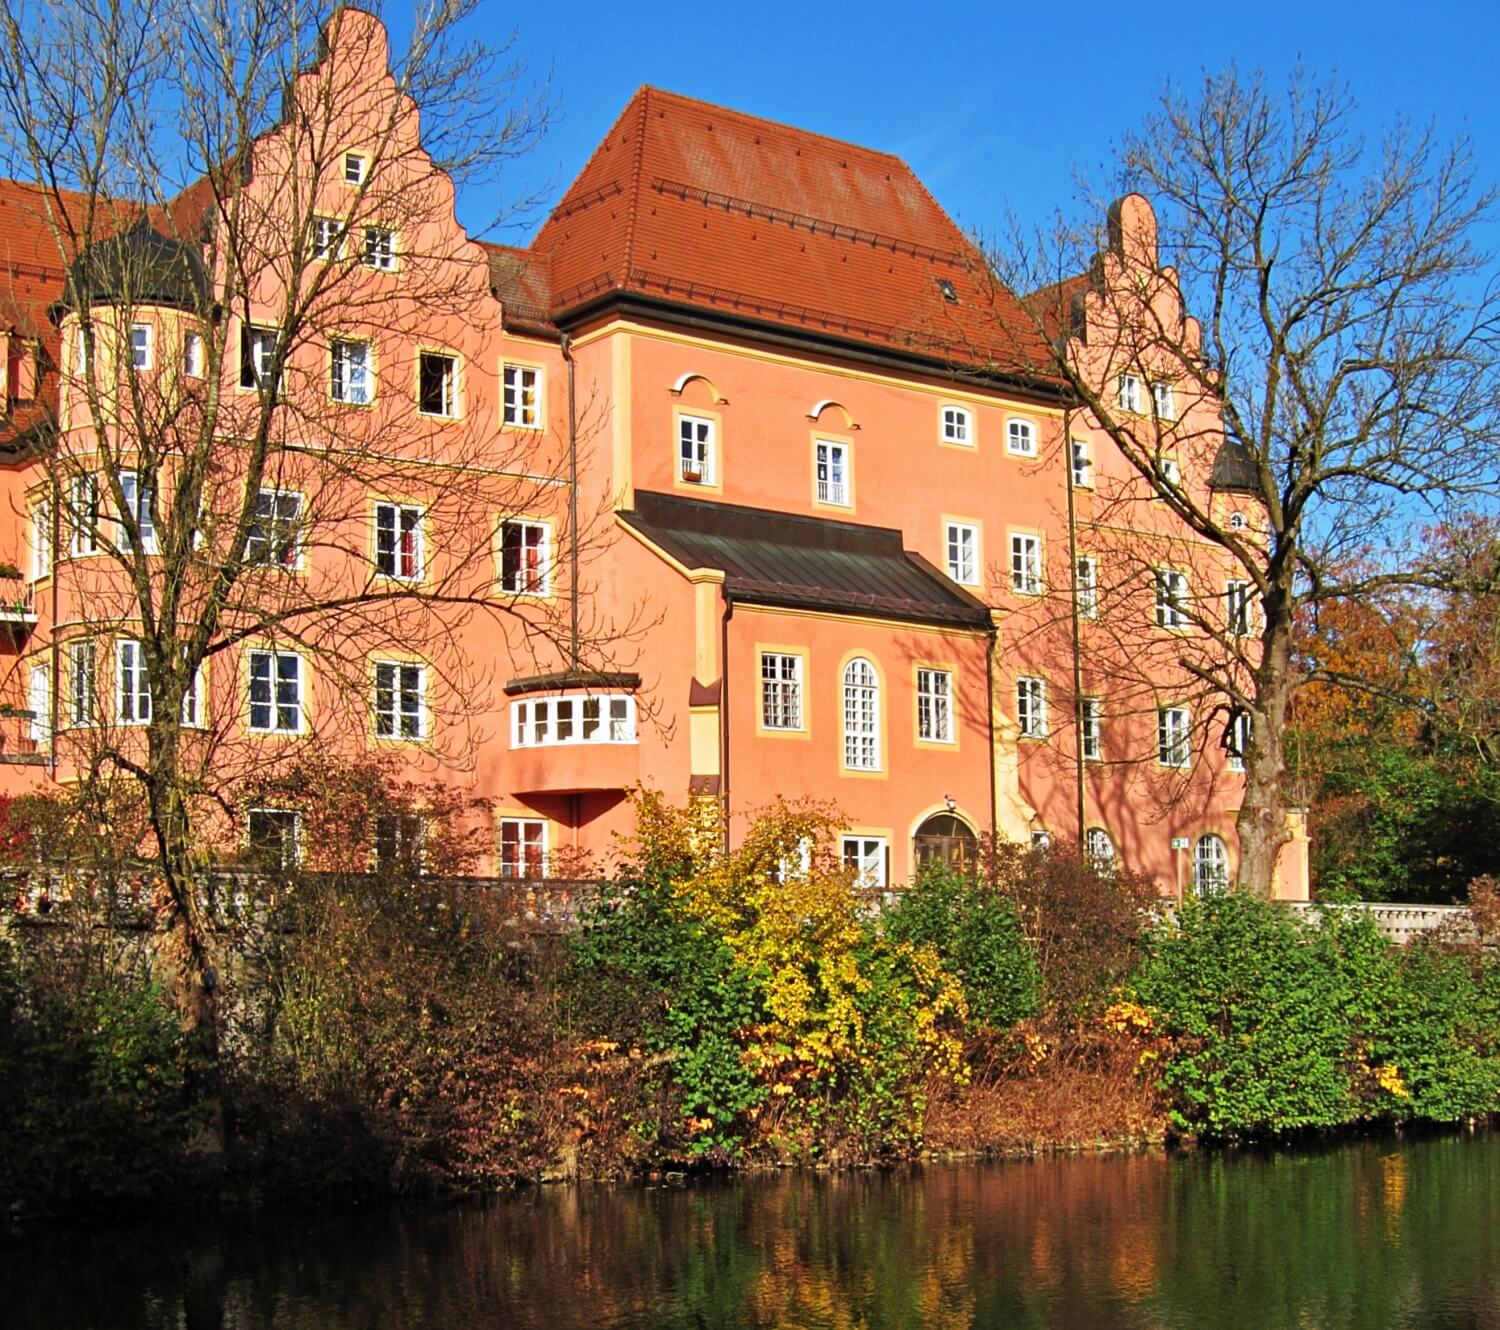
left=502, top=364, right=541, bottom=427
left=246, top=489, right=302, bottom=567
left=248, top=649, right=302, bottom=733
left=1226, top=580, right=1254, bottom=637
left=375, top=502, right=423, bottom=579
left=842, top=657, right=880, bottom=770
left=119, top=470, right=157, bottom=554
left=1117, top=373, right=1142, bottom=412
left=678, top=414, right=715, bottom=483
left=116, top=640, right=152, bottom=725
left=1157, top=706, right=1191, bottom=768
left=1227, top=708, right=1252, bottom=772
left=28, top=664, right=50, bottom=742
left=129, top=323, right=152, bottom=371
left=1016, top=676, right=1047, bottom=738
left=374, top=812, right=425, bottom=873
left=69, top=474, right=100, bottom=556
left=841, top=834, right=888, bottom=888
left=499, top=817, right=547, bottom=879
left=331, top=339, right=371, bottom=404
left=511, top=695, right=636, bottom=747
left=1071, top=437, right=1093, bottom=488
left=1079, top=697, right=1102, bottom=761
left=239, top=325, right=279, bottom=391
left=1193, top=834, right=1229, bottom=895
left=30, top=500, right=51, bottom=579
left=309, top=215, right=343, bottom=261
left=1075, top=555, right=1098, bottom=619
left=248, top=808, right=300, bottom=869
left=1154, top=569, right=1189, bottom=629
left=362, top=226, right=395, bottom=271
left=1152, top=381, right=1176, bottom=421
left=1085, top=826, right=1115, bottom=871
left=916, top=667, right=953, bottom=743
left=499, top=520, right=548, bottom=594
left=1010, top=532, right=1041, bottom=594
left=815, top=439, right=849, bottom=505
left=940, top=405, right=972, bottom=444
left=946, top=522, right=978, bottom=586
left=1006, top=418, right=1036, bottom=456
left=69, top=640, right=96, bottom=727
left=760, top=652, right=803, bottom=730
left=373, top=661, right=425, bottom=740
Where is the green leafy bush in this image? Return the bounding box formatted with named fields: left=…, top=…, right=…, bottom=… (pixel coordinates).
left=883, top=864, right=1039, bottom=1029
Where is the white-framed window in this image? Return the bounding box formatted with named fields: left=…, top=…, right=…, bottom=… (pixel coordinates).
left=946, top=522, right=978, bottom=586
left=916, top=667, right=953, bottom=743
left=815, top=439, right=850, bottom=506
left=1159, top=456, right=1181, bottom=489
left=1226, top=580, right=1254, bottom=637
left=130, top=323, right=153, bottom=371
left=248, top=649, right=302, bottom=733
left=1118, top=373, right=1142, bottom=413
left=1076, top=555, right=1098, bottom=620
left=69, top=473, right=99, bottom=556
left=28, top=663, right=50, bottom=742
left=375, top=502, right=423, bottom=580
left=1071, top=437, right=1093, bottom=488
left=1229, top=510, right=1248, bottom=532
left=1010, top=532, right=1042, bottom=595
left=310, top=215, right=343, bottom=261
left=74, top=326, right=91, bottom=375
left=1193, top=834, right=1229, bottom=895
left=842, top=657, right=879, bottom=770
left=770, top=837, right=813, bottom=884
left=1016, top=676, right=1047, bottom=738
left=30, top=500, right=51, bottom=579
left=511, top=694, right=636, bottom=747
left=1227, top=708, right=1252, bottom=773
left=246, top=489, right=302, bottom=568
left=343, top=151, right=367, bottom=185
left=1154, top=569, right=1189, bottom=629
left=502, top=364, right=541, bottom=428
left=1157, top=706, right=1191, bottom=768
left=499, top=519, right=549, bottom=595
left=678, top=413, right=715, bottom=484
left=248, top=808, right=301, bottom=869
left=1079, top=697, right=1102, bottom=761
left=373, top=660, right=425, bottom=740
left=940, top=405, right=972, bottom=445
left=239, top=325, right=278, bottom=391
left=181, top=655, right=204, bottom=729
left=1006, top=418, right=1036, bottom=457
left=1152, top=381, right=1176, bottom=421
left=499, top=817, right=547, bottom=879
left=69, top=639, right=95, bottom=727
left=1031, top=829, right=1052, bottom=850
left=374, top=812, right=425, bottom=873
left=331, top=338, right=372, bottom=404
left=116, top=639, right=151, bottom=725
left=418, top=351, right=457, bottom=417
left=119, top=470, right=157, bottom=555
left=362, top=225, right=396, bottom=271
left=761, top=652, right=803, bottom=731
left=182, top=331, right=204, bottom=379
left=1085, top=826, right=1115, bottom=870
left=842, top=834, right=888, bottom=888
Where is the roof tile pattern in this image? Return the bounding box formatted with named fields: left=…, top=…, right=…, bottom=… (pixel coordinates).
left=528, top=87, right=1050, bottom=374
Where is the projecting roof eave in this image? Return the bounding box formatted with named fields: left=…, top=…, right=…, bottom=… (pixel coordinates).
left=552, top=286, right=1069, bottom=405
left=619, top=491, right=993, bottom=631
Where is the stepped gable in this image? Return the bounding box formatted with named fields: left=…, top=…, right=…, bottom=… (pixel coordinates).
left=529, top=87, right=1054, bottom=379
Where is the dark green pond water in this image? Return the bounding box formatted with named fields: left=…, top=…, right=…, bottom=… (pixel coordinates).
left=5, top=1132, right=1498, bottom=1328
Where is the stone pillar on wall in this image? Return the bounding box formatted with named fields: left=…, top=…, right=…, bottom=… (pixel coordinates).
left=1273, top=808, right=1311, bottom=901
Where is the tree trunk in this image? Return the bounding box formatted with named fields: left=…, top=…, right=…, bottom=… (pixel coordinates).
left=1235, top=603, right=1295, bottom=893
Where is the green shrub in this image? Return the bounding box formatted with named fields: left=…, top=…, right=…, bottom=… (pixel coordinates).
left=883, top=864, right=1039, bottom=1029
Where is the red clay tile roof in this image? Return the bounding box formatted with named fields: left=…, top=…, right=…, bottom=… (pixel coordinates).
left=526, top=87, right=1055, bottom=380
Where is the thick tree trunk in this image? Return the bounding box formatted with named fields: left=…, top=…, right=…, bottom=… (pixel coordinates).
left=1235, top=602, right=1295, bottom=893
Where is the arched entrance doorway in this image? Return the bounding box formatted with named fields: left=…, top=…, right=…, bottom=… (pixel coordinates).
left=913, top=812, right=978, bottom=874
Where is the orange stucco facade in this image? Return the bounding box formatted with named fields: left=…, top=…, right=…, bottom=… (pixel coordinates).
left=0, top=11, right=1307, bottom=898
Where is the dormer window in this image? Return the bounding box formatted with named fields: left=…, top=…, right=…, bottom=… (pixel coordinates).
left=936, top=278, right=958, bottom=303
left=343, top=151, right=367, bottom=185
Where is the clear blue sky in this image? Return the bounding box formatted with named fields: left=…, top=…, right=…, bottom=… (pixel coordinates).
left=446, top=0, right=1500, bottom=249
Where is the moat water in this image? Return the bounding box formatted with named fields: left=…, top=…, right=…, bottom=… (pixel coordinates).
left=4, top=1132, right=1498, bottom=1328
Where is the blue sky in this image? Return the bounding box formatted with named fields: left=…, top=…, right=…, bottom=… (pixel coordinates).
left=445, top=0, right=1500, bottom=249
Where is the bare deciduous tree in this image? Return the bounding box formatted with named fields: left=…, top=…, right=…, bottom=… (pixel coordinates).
left=988, top=68, right=1500, bottom=890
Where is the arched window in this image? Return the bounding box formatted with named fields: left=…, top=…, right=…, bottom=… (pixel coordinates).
left=1193, top=834, right=1229, bottom=895
left=843, top=657, right=879, bottom=769
left=914, top=812, right=976, bottom=873
left=1085, top=827, right=1115, bottom=873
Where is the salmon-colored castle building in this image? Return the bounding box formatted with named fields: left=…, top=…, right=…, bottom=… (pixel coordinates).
left=0, top=11, right=1307, bottom=898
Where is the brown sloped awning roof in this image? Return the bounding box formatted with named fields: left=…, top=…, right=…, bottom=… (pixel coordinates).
left=620, top=490, right=991, bottom=629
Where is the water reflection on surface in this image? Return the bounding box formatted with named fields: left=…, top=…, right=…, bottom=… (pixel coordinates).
left=5, top=1133, right=1498, bottom=1329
